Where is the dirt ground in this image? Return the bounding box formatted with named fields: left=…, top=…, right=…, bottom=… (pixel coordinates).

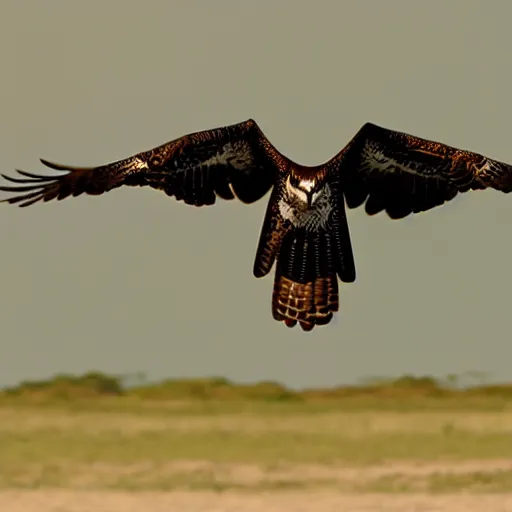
left=1, top=490, right=512, bottom=512
left=2, top=460, right=512, bottom=511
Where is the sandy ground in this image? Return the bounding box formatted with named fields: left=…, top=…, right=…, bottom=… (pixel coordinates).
left=5, top=458, right=512, bottom=491
left=2, top=460, right=512, bottom=511
left=1, top=490, right=512, bottom=512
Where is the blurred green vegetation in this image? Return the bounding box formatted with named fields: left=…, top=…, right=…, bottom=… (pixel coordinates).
left=2, top=371, right=512, bottom=492
left=1, top=371, right=512, bottom=409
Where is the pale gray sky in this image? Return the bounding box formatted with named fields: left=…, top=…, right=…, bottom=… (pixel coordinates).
left=1, top=0, right=511, bottom=389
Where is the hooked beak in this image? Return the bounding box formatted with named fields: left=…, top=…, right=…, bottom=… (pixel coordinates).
left=306, top=191, right=313, bottom=208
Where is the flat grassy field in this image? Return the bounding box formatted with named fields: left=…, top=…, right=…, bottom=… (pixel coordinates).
left=3, top=373, right=512, bottom=512
left=2, top=398, right=512, bottom=493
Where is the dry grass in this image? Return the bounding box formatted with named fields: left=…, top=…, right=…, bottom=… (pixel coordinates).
left=2, top=373, right=512, bottom=502
left=2, top=406, right=512, bottom=435
left=3, top=459, right=512, bottom=493
left=1, top=403, right=512, bottom=492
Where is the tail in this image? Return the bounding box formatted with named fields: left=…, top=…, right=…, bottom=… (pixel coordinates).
left=253, top=194, right=355, bottom=331
left=272, top=223, right=354, bottom=331
left=273, top=269, right=338, bottom=331
left=271, top=198, right=355, bottom=331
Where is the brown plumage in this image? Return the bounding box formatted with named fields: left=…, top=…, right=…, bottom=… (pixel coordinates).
left=2, top=119, right=512, bottom=331
left=273, top=275, right=339, bottom=331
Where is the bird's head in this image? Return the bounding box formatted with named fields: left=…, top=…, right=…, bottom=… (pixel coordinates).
left=286, top=174, right=324, bottom=208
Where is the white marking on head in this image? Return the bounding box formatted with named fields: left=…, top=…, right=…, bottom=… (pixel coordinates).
left=299, top=179, right=315, bottom=192
left=279, top=183, right=333, bottom=231
left=285, top=175, right=308, bottom=203
left=285, top=175, right=325, bottom=207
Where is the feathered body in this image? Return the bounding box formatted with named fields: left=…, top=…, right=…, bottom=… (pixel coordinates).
left=2, top=119, right=512, bottom=330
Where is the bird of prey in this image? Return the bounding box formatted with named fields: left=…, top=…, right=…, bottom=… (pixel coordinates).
left=2, top=120, right=512, bottom=331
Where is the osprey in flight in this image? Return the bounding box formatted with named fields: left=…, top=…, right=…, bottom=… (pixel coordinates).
left=2, top=120, right=512, bottom=331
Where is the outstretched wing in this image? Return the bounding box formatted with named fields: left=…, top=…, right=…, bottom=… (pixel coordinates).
left=330, top=122, right=512, bottom=219
left=0, top=119, right=279, bottom=207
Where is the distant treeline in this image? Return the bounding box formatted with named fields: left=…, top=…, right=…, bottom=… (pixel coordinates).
left=1, top=371, right=512, bottom=402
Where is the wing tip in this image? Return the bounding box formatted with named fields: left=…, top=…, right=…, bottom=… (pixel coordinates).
left=39, top=158, right=70, bottom=171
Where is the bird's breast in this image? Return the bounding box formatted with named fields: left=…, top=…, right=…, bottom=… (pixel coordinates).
left=278, top=184, right=334, bottom=231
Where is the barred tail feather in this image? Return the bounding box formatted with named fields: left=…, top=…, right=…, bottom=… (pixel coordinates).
left=273, top=274, right=338, bottom=331
left=272, top=229, right=340, bottom=331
